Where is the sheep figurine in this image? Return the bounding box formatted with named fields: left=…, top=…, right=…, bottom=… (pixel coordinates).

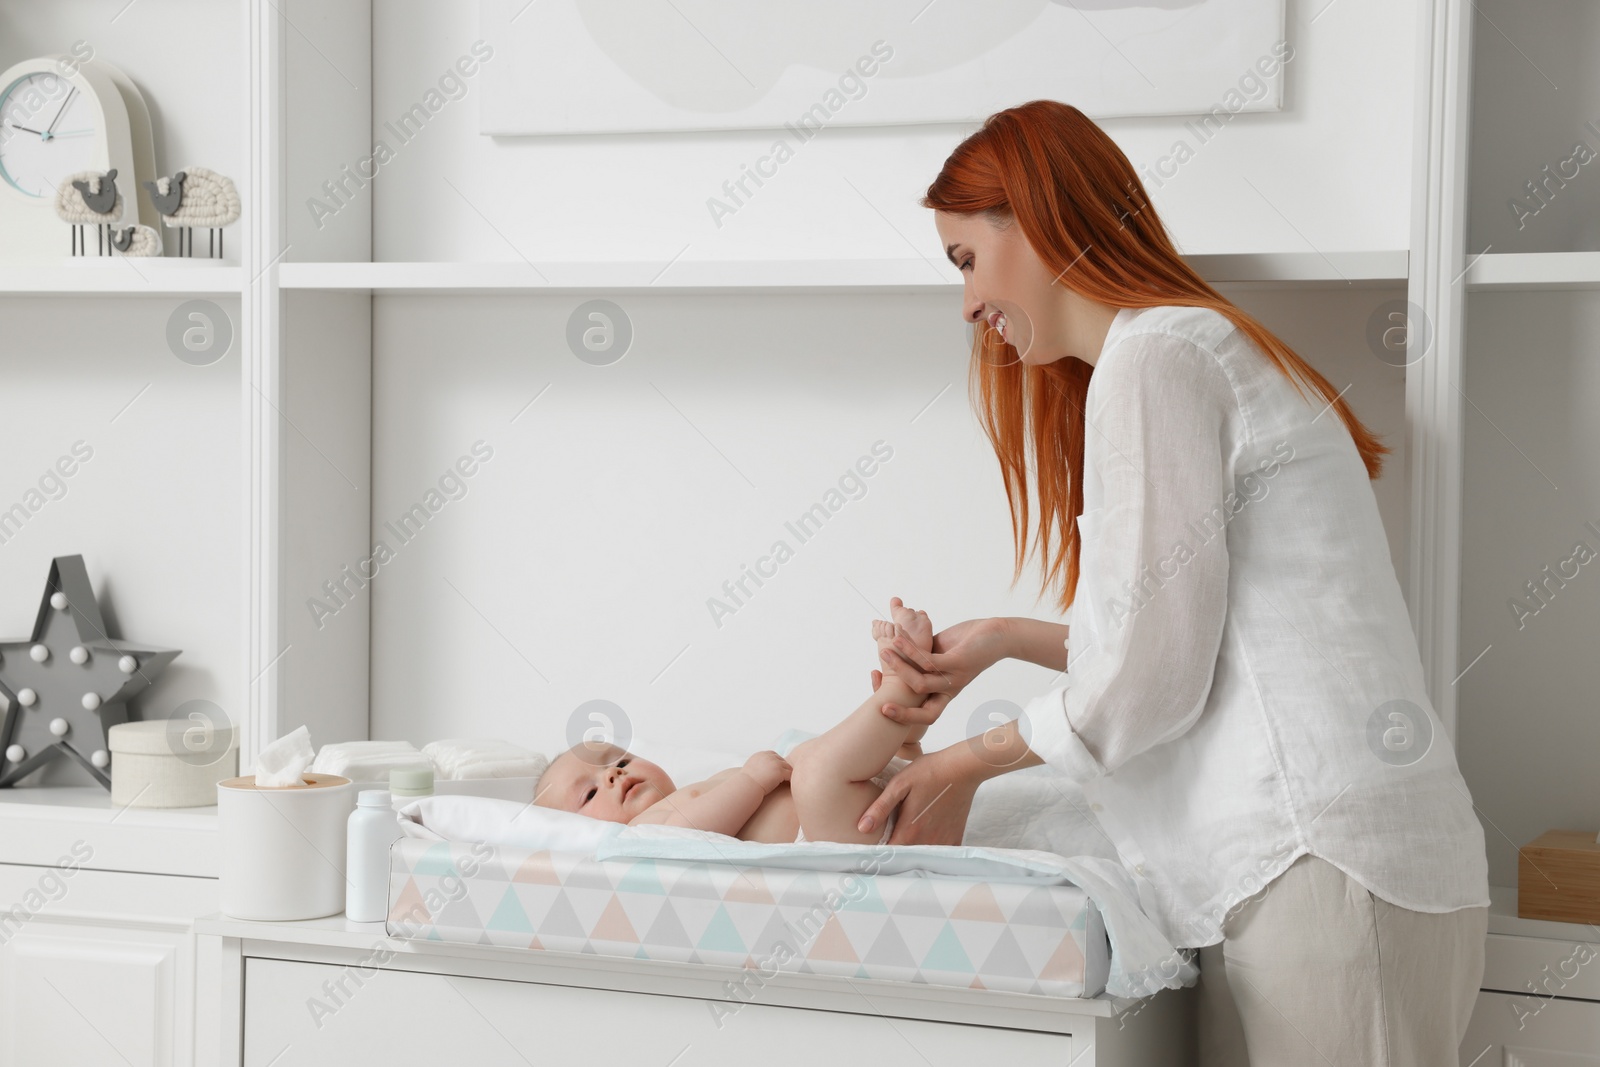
left=110, top=224, right=163, bottom=257
left=143, top=167, right=240, bottom=258
left=54, top=169, right=123, bottom=256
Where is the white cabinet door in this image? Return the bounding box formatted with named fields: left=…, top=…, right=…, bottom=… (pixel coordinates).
left=0, top=923, right=186, bottom=1067
left=1462, top=990, right=1600, bottom=1065
left=242, top=957, right=1074, bottom=1066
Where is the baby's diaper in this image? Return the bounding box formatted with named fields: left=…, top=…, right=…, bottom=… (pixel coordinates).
left=795, top=811, right=895, bottom=846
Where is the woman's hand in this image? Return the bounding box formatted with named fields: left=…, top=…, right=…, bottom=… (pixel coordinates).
left=871, top=603, right=1010, bottom=726
left=857, top=741, right=982, bottom=846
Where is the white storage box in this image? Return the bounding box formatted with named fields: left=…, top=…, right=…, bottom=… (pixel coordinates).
left=108, top=719, right=238, bottom=808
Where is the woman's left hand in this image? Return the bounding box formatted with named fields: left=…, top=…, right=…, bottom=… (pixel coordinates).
left=857, top=741, right=982, bottom=846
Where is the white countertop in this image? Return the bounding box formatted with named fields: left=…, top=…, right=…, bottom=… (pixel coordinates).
left=1489, top=884, right=1600, bottom=943
left=0, top=784, right=218, bottom=877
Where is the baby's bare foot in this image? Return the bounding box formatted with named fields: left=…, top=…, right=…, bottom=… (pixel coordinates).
left=889, top=600, right=934, bottom=654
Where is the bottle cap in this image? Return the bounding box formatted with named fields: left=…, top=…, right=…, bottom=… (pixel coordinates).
left=389, top=767, right=434, bottom=795
left=357, top=789, right=392, bottom=808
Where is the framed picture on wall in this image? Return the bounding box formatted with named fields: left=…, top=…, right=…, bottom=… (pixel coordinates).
left=478, top=0, right=1289, bottom=135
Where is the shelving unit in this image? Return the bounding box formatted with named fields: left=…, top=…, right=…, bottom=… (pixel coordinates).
left=267, top=251, right=1407, bottom=295
left=0, top=263, right=243, bottom=295
left=1464, top=251, right=1600, bottom=290
left=0, top=250, right=1406, bottom=299
left=0, top=0, right=1530, bottom=1063
left=1408, top=0, right=1600, bottom=1059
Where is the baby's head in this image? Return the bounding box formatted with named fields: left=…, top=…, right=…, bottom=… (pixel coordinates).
left=533, top=741, right=674, bottom=823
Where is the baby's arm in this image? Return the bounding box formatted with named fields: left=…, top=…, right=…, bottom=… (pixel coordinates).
left=632, top=751, right=789, bottom=836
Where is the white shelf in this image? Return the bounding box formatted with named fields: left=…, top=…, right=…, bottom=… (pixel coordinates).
left=1186, top=250, right=1408, bottom=287
left=0, top=785, right=218, bottom=878
left=1488, top=884, right=1600, bottom=943
left=0, top=252, right=1405, bottom=298
left=0, top=260, right=241, bottom=295
left=1465, top=251, right=1600, bottom=291
left=276, top=251, right=1408, bottom=295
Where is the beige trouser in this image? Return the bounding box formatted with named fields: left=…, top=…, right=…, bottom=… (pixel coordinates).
left=1197, top=852, right=1487, bottom=1067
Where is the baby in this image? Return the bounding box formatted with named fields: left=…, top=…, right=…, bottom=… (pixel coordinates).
left=533, top=601, right=935, bottom=845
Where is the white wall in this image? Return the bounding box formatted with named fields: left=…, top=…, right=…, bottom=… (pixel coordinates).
left=1458, top=290, right=1600, bottom=887
left=354, top=0, right=1420, bottom=758
left=0, top=296, right=241, bottom=784
left=363, top=287, right=1409, bottom=760
left=292, top=0, right=1423, bottom=265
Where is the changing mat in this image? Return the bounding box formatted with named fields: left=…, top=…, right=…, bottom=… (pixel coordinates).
left=392, top=793, right=1195, bottom=998
left=388, top=837, right=1110, bottom=998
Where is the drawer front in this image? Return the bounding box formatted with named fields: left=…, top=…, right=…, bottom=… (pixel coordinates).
left=1463, top=990, right=1600, bottom=1065
left=1484, top=934, right=1600, bottom=1003
left=242, top=957, right=1073, bottom=1066
left=0, top=921, right=192, bottom=1067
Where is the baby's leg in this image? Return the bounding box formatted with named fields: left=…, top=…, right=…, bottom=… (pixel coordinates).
left=788, top=663, right=926, bottom=845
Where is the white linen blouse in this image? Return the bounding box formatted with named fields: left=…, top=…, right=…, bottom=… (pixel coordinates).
left=1022, top=303, right=1490, bottom=950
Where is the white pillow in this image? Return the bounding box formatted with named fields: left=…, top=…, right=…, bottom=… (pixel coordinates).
left=397, top=793, right=617, bottom=853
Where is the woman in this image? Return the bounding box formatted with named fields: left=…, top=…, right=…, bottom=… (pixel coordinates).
left=852, top=100, right=1489, bottom=1067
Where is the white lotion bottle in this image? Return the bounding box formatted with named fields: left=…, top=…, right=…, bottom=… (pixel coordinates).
left=346, top=788, right=404, bottom=922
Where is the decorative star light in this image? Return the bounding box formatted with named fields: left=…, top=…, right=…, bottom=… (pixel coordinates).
left=0, top=555, right=180, bottom=790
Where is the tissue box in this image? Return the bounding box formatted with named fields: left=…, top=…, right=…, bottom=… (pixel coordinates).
left=1518, top=830, right=1600, bottom=924
left=108, top=720, right=238, bottom=808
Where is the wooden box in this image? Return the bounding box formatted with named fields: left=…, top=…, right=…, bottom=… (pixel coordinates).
left=1518, top=830, right=1600, bottom=924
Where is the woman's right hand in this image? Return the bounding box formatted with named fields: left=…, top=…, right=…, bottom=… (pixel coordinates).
left=870, top=603, right=1010, bottom=725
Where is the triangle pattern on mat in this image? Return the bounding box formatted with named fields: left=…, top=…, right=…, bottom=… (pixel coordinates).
left=388, top=877, right=431, bottom=927
left=433, top=893, right=482, bottom=933
left=561, top=861, right=615, bottom=891
left=980, top=926, right=1035, bottom=980
left=591, top=893, right=640, bottom=944
left=1038, top=930, right=1086, bottom=983
left=842, top=875, right=889, bottom=913
left=537, top=891, right=589, bottom=941
left=890, top=877, right=946, bottom=917
left=697, top=904, right=747, bottom=955
left=643, top=900, right=695, bottom=950
left=724, top=869, right=775, bottom=904
left=862, top=920, right=917, bottom=970
left=615, top=858, right=667, bottom=895
left=920, top=921, right=975, bottom=973
left=809, top=914, right=858, bottom=964
left=951, top=882, right=1006, bottom=922
left=487, top=886, right=534, bottom=934
left=667, top=863, right=725, bottom=900
left=777, top=870, right=825, bottom=905
left=512, top=852, right=562, bottom=885
left=413, top=842, right=458, bottom=877
left=1008, top=884, right=1068, bottom=926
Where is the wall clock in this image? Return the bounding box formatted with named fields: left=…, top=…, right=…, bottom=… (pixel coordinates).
left=0, top=53, right=159, bottom=260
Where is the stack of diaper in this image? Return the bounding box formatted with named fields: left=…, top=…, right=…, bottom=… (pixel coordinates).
left=423, top=738, right=548, bottom=782
left=310, top=740, right=433, bottom=783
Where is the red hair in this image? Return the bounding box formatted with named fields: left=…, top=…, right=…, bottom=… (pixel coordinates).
left=923, top=99, right=1390, bottom=614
